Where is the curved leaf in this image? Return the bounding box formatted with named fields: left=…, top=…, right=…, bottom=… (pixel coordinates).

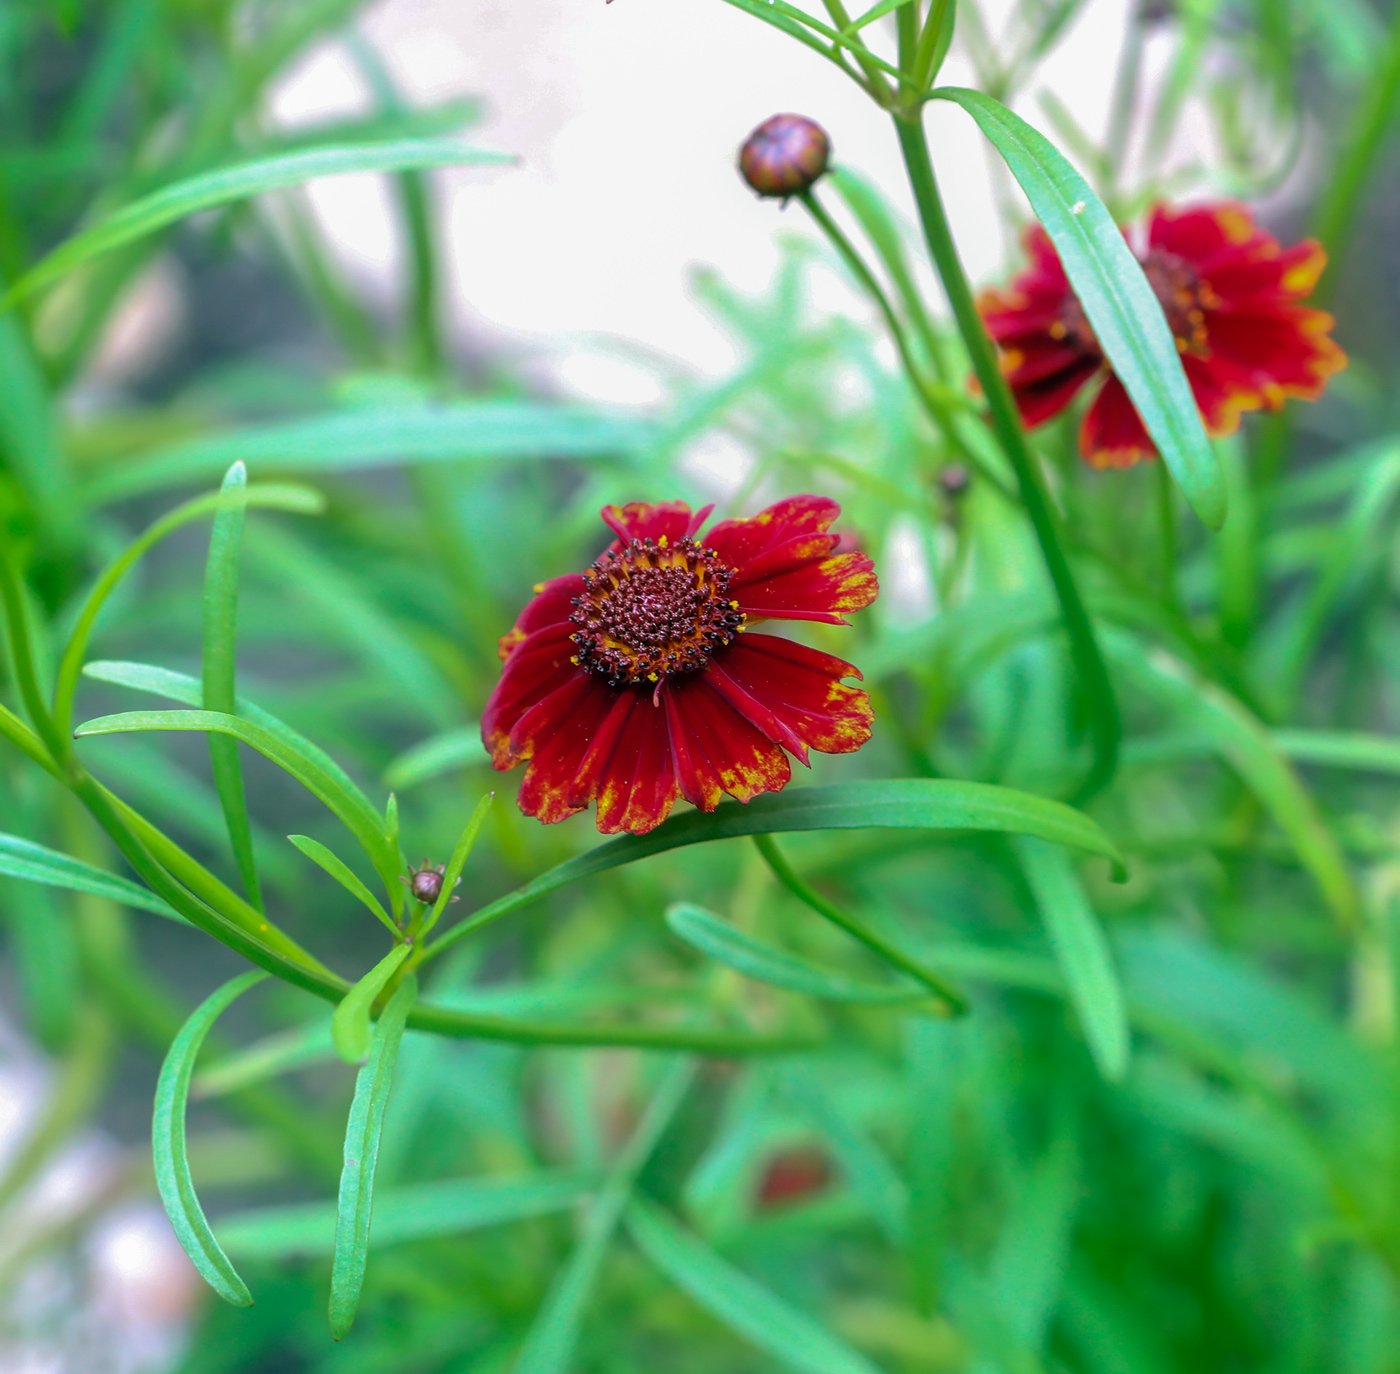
left=289, top=835, right=397, bottom=936
left=5, top=140, right=512, bottom=306
left=384, top=724, right=483, bottom=790
left=930, top=87, right=1225, bottom=528
left=1013, top=837, right=1129, bottom=1080
left=0, top=831, right=181, bottom=921
left=330, top=974, right=416, bottom=1340
left=83, top=403, right=654, bottom=502
left=74, top=706, right=396, bottom=890
left=666, top=902, right=929, bottom=1005
left=332, top=946, right=411, bottom=1065
left=153, top=970, right=267, bottom=1307
left=428, top=778, right=1124, bottom=958
left=626, top=1196, right=882, bottom=1374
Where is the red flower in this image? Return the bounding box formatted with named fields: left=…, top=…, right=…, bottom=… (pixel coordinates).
left=482, top=496, right=878, bottom=835
left=978, top=201, right=1346, bottom=468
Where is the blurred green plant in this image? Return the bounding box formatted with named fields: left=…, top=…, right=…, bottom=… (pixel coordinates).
left=2, top=0, right=1400, bottom=1371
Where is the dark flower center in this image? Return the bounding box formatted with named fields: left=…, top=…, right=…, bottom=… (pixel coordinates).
left=1140, top=247, right=1214, bottom=354
left=569, top=535, right=744, bottom=687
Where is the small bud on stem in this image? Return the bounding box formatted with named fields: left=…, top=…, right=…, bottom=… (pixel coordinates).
left=739, top=114, right=830, bottom=199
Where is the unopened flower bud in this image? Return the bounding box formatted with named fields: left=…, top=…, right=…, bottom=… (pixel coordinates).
left=402, top=861, right=459, bottom=906
left=938, top=464, right=970, bottom=499
left=739, top=114, right=830, bottom=199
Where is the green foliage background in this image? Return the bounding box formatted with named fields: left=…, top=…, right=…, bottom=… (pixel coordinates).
left=2, top=0, right=1400, bottom=1370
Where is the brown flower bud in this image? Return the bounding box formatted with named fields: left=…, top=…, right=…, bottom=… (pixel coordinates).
left=402, top=861, right=459, bottom=906
left=739, top=114, right=830, bottom=199
left=937, top=464, right=970, bottom=499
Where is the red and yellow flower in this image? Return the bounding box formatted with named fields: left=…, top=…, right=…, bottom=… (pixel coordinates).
left=482, top=496, right=878, bottom=835
left=978, top=200, right=1346, bottom=468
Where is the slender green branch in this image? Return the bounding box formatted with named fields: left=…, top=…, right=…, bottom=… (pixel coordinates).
left=753, top=833, right=966, bottom=1014
left=0, top=544, right=67, bottom=765
left=800, top=188, right=1014, bottom=500
left=893, top=110, right=1121, bottom=801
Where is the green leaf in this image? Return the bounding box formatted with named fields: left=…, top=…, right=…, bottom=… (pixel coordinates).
left=1013, top=837, right=1129, bottom=1080
left=202, top=461, right=261, bottom=910
left=843, top=0, right=915, bottom=33
left=332, top=946, right=411, bottom=1066
left=0, top=831, right=181, bottom=921
left=1108, top=634, right=1360, bottom=932
left=330, top=974, right=416, bottom=1340
left=218, top=1172, right=594, bottom=1259
left=153, top=970, right=267, bottom=1307
left=421, top=793, right=494, bottom=937
left=52, top=484, right=324, bottom=736
left=289, top=835, right=397, bottom=937
left=929, top=87, right=1225, bottom=528
left=74, top=705, right=398, bottom=894
left=429, top=779, right=1124, bottom=959
left=665, top=902, right=929, bottom=1005
left=194, top=1019, right=335, bottom=1098
left=1274, top=730, right=1400, bottom=775
left=4, top=140, right=512, bottom=307
left=383, top=724, right=483, bottom=790
left=514, top=1062, right=693, bottom=1374
left=625, top=1196, right=882, bottom=1374
left=82, top=402, right=655, bottom=502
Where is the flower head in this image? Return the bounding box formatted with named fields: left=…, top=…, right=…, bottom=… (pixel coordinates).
left=978, top=201, right=1346, bottom=468
left=482, top=496, right=878, bottom=835
left=739, top=114, right=831, bottom=199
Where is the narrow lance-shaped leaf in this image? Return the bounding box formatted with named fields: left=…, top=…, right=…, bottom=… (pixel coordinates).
left=0, top=831, right=181, bottom=921
left=289, top=835, right=398, bottom=937
left=153, top=970, right=267, bottom=1307
left=4, top=140, right=513, bottom=306
left=930, top=87, right=1225, bottom=528
left=1013, top=836, right=1129, bottom=1081
left=329, top=974, right=416, bottom=1340
left=421, top=792, right=494, bottom=937
left=625, top=1195, right=882, bottom=1374
left=666, top=902, right=930, bottom=1005
left=203, top=461, right=261, bottom=911
left=332, top=946, right=411, bottom=1066
left=428, top=778, right=1124, bottom=959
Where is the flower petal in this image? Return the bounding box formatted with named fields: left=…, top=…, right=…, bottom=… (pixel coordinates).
left=594, top=695, right=680, bottom=834
left=1079, top=374, right=1156, bottom=468
left=481, top=623, right=580, bottom=766
left=665, top=674, right=791, bottom=806
left=1011, top=353, right=1104, bottom=428
left=703, top=654, right=813, bottom=763
left=717, top=634, right=873, bottom=756
left=601, top=501, right=695, bottom=550
left=513, top=675, right=621, bottom=824
left=733, top=548, right=878, bottom=625
left=704, top=495, right=840, bottom=570
left=568, top=690, right=640, bottom=808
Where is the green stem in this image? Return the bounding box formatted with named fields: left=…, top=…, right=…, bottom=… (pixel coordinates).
left=1155, top=459, right=1178, bottom=614
left=0, top=544, right=67, bottom=765
left=1312, top=4, right=1400, bottom=301
left=821, top=0, right=894, bottom=103
left=753, top=833, right=966, bottom=1014
left=893, top=111, right=1121, bottom=801
left=800, top=189, right=1014, bottom=501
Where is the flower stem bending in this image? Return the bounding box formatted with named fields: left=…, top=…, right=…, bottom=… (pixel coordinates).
left=893, top=110, right=1121, bottom=802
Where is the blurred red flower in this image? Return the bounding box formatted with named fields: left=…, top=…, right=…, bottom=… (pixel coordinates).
left=756, top=1146, right=832, bottom=1207
left=482, top=496, right=878, bottom=835
left=978, top=201, right=1346, bottom=468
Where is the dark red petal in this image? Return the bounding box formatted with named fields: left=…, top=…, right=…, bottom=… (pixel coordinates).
left=1181, top=353, right=1252, bottom=435
left=513, top=676, right=621, bottom=824
left=568, top=690, right=639, bottom=808
left=1011, top=353, right=1104, bottom=428
left=496, top=573, right=584, bottom=661
left=717, top=635, right=873, bottom=756
left=600, top=501, right=694, bottom=550
left=733, top=551, right=878, bottom=625
left=665, top=674, right=791, bottom=805
left=704, top=495, right=840, bottom=570
left=1147, top=201, right=1259, bottom=268
left=663, top=686, right=724, bottom=810
left=703, top=654, right=813, bottom=763
left=1201, top=307, right=1346, bottom=402
left=1203, top=238, right=1327, bottom=305
left=594, top=695, right=680, bottom=834
left=481, top=623, right=580, bottom=766
left=1079, top=374, right=1156, bottom=468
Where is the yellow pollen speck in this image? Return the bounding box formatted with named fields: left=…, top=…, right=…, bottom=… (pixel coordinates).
left=658, top=534, right=668, bottom=548
left=570, top=655, right=580, bottom=664
left=729, top=600, right=739, bottom=609
left=533, top=582, right=546, bottom=593
left=1049, top=320, right=1067, bottom=339
left=647, top=672, right=659, bottom=681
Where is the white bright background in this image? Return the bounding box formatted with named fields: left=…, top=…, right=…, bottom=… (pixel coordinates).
left=272, top=0, right=1150, bottom=401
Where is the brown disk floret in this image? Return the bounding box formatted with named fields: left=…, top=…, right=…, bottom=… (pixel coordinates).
left=568, top=535, right=745, bottom=688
